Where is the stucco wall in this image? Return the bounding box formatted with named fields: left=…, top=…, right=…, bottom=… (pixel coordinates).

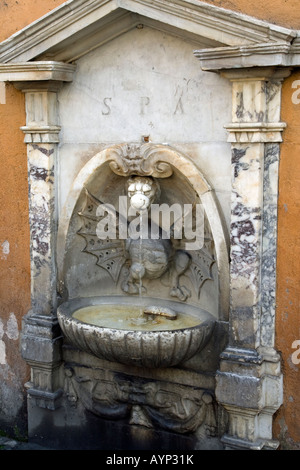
left=0, top=82, right=30, bottom=436
left=0, top=0, right=299, bottom=447
left=274, top=74, right=300, bottom=449
left=202, top=0, right=300, bottom=29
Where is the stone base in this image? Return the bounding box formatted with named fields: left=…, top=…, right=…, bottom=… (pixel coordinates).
left=24, top=340, right=228, bottom=451
left=27, top=398, right=224, bottom=451
left=221, top=434, right=279, bottom=451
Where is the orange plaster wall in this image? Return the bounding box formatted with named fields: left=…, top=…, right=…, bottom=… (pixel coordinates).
left=199, top=0, right=300, bottom=29
left=1, top=0, right=300, bottom=35
left=0, top=0, right=66, bottom=42
left=1, top=0, right=300, bottom=40
left=273, top=74, right=300, bottom=449
left=0, top=82, right=30, bottom=433
left=0, top=0, right=299, bottom=446
left=0, top=83, right=30, bottom=315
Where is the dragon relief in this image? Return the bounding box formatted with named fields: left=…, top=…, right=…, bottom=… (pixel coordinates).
left=77, top=174, right=215, bottom=302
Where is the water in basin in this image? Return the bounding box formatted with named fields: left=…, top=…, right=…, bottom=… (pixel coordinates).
left=57, top=296, right=215, bottom=368
left=72, top=304, right=201, bottom=331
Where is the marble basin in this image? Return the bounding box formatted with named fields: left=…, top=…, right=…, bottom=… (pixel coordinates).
left=57, top=296, right=215, bottom=368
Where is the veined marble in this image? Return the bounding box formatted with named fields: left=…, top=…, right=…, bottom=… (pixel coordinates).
left=261, top=143, right=280, bottom=350
left=230, top=144, right=263, bottom=307
left=215, top=73, right=284, bottom=450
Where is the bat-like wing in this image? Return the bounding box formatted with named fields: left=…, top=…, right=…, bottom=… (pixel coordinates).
left=171, top=203, right=216, bottom=298
left=188, top=240, right=215, bottom=298
left=77, top=188, right=126, bottom=283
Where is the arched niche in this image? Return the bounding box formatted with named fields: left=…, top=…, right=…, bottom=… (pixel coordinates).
left=57, top=143, right=230, bottom=320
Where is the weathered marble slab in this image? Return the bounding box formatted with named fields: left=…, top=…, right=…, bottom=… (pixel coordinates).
left=58, top=27, right=232, bottom=227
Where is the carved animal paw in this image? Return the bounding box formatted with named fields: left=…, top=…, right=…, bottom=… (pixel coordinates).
left=170, top=285, right=191, bottom=301
left=121, top=280, right=146, bottom=295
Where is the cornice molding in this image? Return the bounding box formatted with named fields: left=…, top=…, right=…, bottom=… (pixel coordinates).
left=194, top=42, right=300, bottom=72
left=118, top=0, right=295, bottom=44
left=0, top=61, right=76, bottom=82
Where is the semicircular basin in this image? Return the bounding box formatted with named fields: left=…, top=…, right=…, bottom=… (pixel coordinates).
left=57, top=296, right=216, bottom=368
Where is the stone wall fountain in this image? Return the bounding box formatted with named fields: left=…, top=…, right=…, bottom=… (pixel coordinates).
left=51, top=142, right=229, bottom=449
left=0, top=0, right=291, bottom=451
left=57, top=143, right=226, bottom=372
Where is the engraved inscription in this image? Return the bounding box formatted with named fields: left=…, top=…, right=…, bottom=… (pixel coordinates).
left=100, top=93, right=187, bottom=116
left=140, top=96, right=150, bottom=115
left=101, top=97, right=112, bottom=115
left=174, top=96, right=184, bottom=115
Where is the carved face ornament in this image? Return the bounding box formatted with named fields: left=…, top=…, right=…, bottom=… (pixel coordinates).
left=127, top=176, right=160, bottom=212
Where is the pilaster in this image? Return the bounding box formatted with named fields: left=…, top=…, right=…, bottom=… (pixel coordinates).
left=214, top=71, right=285, bottom=450
left=7, top=67, right=76, bottom=410
left=19, top=82, right=62, bottom=409
left=17, top=82, right=61, bottom=316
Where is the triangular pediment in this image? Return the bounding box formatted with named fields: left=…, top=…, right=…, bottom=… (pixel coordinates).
left=0, top=0, right=296, bottom=65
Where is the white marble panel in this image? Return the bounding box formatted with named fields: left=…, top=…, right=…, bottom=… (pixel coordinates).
left=58, top=26, right=231, bottom=142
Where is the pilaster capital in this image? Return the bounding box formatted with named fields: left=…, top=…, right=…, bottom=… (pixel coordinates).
left=0, top=61, right=75, bottom=143
left=224, top=122, right=286, bottom=143
left=20, top=125, right=61, bottom=143
left=21, top=83, right=62, bottom=143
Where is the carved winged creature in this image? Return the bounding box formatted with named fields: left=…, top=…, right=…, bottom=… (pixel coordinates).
left=77, top=175, right=215, bottom=302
